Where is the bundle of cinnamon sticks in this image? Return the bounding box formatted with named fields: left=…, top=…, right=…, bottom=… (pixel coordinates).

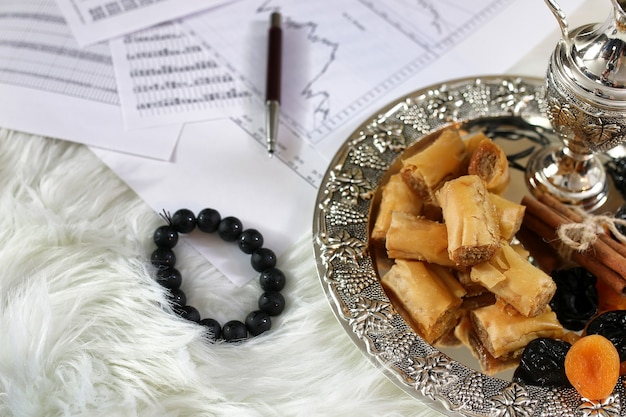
left=521, top=193, right=626, bottom=296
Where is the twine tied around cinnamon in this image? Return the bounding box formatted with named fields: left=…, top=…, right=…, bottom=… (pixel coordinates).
left=521, top=193, right=626, bottom=295
left=557, top=207, right=626, bottom=258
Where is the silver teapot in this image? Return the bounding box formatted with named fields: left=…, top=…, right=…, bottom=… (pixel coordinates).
left=527, top=0, right=626, bottom=210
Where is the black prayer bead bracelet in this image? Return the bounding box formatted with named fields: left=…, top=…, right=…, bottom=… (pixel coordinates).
left=150, top=208, right=286, bottom=342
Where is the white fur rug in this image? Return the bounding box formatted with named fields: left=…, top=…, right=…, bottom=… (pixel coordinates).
left=0, top=129, right=442, bottom=417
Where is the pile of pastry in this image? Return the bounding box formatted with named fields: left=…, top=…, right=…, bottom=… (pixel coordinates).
left=371, top=128, right=572, bottom=375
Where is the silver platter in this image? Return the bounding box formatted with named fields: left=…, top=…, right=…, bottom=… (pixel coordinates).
left=312, top=75, right=626, bottom=416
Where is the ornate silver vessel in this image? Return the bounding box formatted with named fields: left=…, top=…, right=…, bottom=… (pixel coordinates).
left=527, top=0, right=626, bottom=210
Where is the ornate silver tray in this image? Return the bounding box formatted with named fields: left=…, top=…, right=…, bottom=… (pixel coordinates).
left=312, top=75, right=626, bottom=416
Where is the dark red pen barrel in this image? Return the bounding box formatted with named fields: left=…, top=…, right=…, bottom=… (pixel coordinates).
left=266, top=21, right=282, bottom=102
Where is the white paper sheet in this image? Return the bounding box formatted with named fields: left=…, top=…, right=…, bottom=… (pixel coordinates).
left=110, top=20, right=254, bottom=129
left=54, top=0, right=232, bottom=46
left=0, top=0, right=181, bottom=159
left=92, top=119, right=316, bottom=287
left=0, top=84, right=181, bottom=159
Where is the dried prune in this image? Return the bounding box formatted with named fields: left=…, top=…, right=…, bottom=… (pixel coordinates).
left=586, top=310, right=626, bottom=362
left=549, top=267, right=598, bottom=331
left=513, top=337, right=572, bottom=387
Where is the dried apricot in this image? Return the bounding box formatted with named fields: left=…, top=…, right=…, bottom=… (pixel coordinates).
left=564, top=334, right=620, bottom=400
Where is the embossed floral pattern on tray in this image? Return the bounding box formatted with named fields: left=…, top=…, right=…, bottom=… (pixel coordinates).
left=312, top=76, right=626, bottom=416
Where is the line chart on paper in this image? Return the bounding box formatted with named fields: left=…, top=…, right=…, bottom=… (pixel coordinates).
left=183, top=0, right=517, bottom=149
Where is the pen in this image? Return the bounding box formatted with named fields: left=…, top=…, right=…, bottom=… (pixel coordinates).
left=265, top=12, right=282, bottom=157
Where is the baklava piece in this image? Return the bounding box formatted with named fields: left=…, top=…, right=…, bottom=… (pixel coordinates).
left=400, top=129, right=467, bottom=201
left=470, top=243, right=556, bottom=317
left=385, top=211, right=456, bottom=268
left=371, top=173, right=423, bottom=242
left=467, top=135, right=510, bottom=194
left=380, top=259, right=463, bottom=344
left=470, top=303, right=565, bottom=360
left=454, top=313, right=520, bottom=375
left=435, top=175, right=501, bottom=266
left=489, top=192, right=526, bottom=242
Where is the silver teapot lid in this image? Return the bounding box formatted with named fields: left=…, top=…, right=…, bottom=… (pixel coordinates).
left=548, top=0, right=626, bottom=103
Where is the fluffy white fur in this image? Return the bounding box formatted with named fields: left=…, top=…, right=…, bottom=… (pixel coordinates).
left=0, top=129, right=442, bottom=417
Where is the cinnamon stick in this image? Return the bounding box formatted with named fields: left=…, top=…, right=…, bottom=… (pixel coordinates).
left=538, top=192, right=584, bottom=222
left=523, top=209, right=626, bottom=295
left=539, top=192, right=626, bottom=259
left=522, top=195, right=626, bottom=278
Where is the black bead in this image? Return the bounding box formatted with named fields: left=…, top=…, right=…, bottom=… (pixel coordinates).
left=200, top=318, right=222, bottom=341
left=238, top=229, right=264, bottom=254
left=153, top=225, right=179, bottom=248
left=197, top=208, right=221, bottom=233
left=171, top=209, right=196, bottom=233
left=251, top=248, right=276, bottom=272
left=222, top=320, right=248, bottom=342
left=156, top=267, right=182, bottom=289
left=168, top=288, right=187, bottom=307
left=245, top=310, right=272, bottom=336
left=259, top=267, right=286, bottom=291
left=151, top=247, right=176, bottom=268
left=217, top=216, right=242, bottom=242
left=258, top=290, right=285, bottom=316
left=181, top=305, right=201, bottom=322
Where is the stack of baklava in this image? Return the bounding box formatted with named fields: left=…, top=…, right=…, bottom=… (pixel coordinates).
left=372, top=128, right=570, bottom=374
